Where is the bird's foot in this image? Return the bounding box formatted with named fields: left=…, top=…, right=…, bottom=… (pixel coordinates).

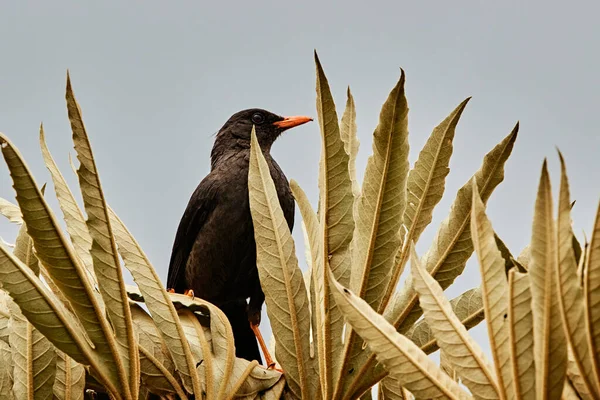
left=183, top=289, right=195, bottom=299
left=167, top=288, right=175, bottom=294
left=250, top=322, right=282, bottom=373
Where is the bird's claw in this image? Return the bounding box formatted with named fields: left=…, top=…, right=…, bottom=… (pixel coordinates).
left=183, top=289, right=195, bottom=299
left=167, top=288, right=175, bottom=294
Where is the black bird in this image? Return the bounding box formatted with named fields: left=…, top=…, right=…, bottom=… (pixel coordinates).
left=166, top=108, right=312, bottom=366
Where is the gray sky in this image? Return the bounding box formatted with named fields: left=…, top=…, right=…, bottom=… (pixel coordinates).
left=1, top=0, right=599, bottom=375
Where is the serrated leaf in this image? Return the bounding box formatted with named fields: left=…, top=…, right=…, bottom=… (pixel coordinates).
left=529, top=161, right=567, bottom=400
left=555, top=154, right=600, bottom=399
left=53, top=350, right=85, bottom=400
left=410, top=244, right=500, bottom=399
left=248, top=128, right=312, bottom=399
left=291, top=180, right=324, bottom=398
left=0, top=197, right=21, bottom=224
left=382, top=98, right=470, bottom=311
left=405, top=287, right=484, bottom=354
left=586, top=201, right=600, bottom=391
left=39, top=125, right=96, bottom=285
left=351, top=70, right=409, bottom=312
left=0, top=241, right=123, bottom=396
left=66, top=73, right=139, bottom=399
left=9, top=301, right=57, bottom=400
left=10, top=224, right=57, bottom=400
left=340, top=87, right=360, bottom=201
left=315, top=52, right=354, bottom=398
left=329, top=269, right=471, bottom=400
left=341, top=71, right=410, bottom=400
left=507, top=270, right=535, bottom=400
left=345, top=126, right=518, bottom=399
left=0, top=133, right=124, bottom=397
left=108, top=207, right=201, bottom=396
left=471, top=182, right=513, bottom=400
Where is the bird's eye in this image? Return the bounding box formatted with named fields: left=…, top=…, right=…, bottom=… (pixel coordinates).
left=251, top=113, right=265, bottom=125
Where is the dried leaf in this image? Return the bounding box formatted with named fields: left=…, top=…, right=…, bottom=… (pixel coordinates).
left=329, top=269, right=471, bottom=400
left=471, top=182, right=513, bottom=399
left=529, top=161, right=567, bottom=399
left=66, top=73, right=139, bottom=398
left=507, top=270, right=535, bottom=400
left=248, top=128, right=312, bottom=399
left=410, top=244, right=500, bottom=399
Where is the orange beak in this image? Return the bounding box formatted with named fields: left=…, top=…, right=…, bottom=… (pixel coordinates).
left=273, top=115, right=313, bottom=130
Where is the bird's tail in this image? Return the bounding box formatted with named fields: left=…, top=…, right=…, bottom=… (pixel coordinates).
left=219, top=300, right=263, bottom=364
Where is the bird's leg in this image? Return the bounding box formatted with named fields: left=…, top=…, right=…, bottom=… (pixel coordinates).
left=248, top=289, right=282, bottom=372
left=249, top=321, right=280, bottom=371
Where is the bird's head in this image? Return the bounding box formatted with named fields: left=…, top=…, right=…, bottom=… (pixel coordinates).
left=212, top=108, right=312, bottom=162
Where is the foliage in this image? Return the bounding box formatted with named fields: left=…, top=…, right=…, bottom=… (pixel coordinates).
left=1, top=53, right=598, bottom=400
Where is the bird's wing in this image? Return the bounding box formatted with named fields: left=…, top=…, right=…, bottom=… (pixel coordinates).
left=166, top=176, right=218, bottom=293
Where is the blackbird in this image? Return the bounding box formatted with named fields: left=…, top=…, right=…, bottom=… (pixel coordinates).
left=166, top=108, right=312, bottom=366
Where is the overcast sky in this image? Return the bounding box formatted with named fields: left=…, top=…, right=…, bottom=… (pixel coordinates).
left=1, top=0, right=599, bottom=374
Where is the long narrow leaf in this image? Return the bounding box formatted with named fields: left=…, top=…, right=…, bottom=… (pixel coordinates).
left=0, top=134, right=124, bottom=397
left=315, top=52, right=354, bottom=398
left=108, top=207, right=202, bottom=396
left=471, top=182, right=513, bottom=399
left=39, top=125, right=96, bottom=285
left=248, top=128, right=312, bottom=399
left=290, top=180, right=324, bottom=399
left=529, top=161, right=567, bottom=400
left=555, top=153, right=600, bottom=399
left=410, top=243, right=500, bottom=399
left=66, top=73, right=139, bottom=399
left=344, top=126, right=518, bottom=399
left=586, top=201, right=600, bottom=390
left=9, top=301, right=57, bottom=400
left=329, top=269, right=471, bottom=400
left=53, top=350, right=85, bottom=400
left=507, top=270, right=535, bottom=400
left=0, top=242, right=119, bottom=395
left=382, top=98, right=470, bottom=311
left=405, top=287, right=484, bottom=355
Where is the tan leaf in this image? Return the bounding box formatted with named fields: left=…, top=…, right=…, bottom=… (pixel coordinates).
left=585, top=201, right=600, bottom=393
left=53, top=350, right=85, bottom=400
left=291, top=180, right=323, bottom=396
left=351, top=70, right=409, bottom=312
left=109, top=207, right=202, bottom=396
left=0, top=133, right=124, bottom=397
left=405, top=287, right=484, bottom=355
left=410, top=244, right=500, bottom=399
left=0, top=197, right=21, bottom=224
left=382, top=98, right=470, bottom=311
left=0, top=340, right=13, bottom=400
left=471, top=181, right=513, bottom=399
left=9, top=301, right=57, bottom=400
left=507, top=270, right=535, bottom=400
left=248, top=128, right=312, bottom=399
left=39, top=125, right=96, bottom=284
left=0, top=241, right=121, bottom=395
left=338, top=127, right=519, bottom=400
left=315, top=52, right=354, bottom=398
left=555, top=154, right=600, bottom=399
left=66, top=73, right=139, bottom=399
left=13, top=223, right=39, bottom=275
left=340, top=86, right=360, bottom=201
left=329, top=269, right=471, bottom=400
left=529, top=161, right=567, bottom=399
